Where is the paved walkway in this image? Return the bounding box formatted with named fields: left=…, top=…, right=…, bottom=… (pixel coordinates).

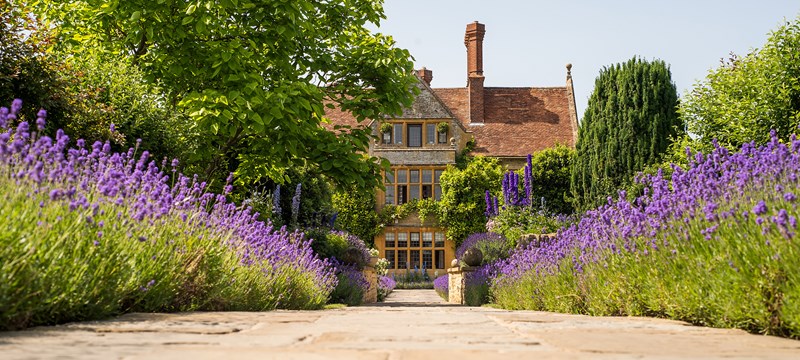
left=2, top=289, right=800, bottom=359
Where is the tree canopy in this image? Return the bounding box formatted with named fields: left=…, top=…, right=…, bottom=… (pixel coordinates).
left=35, top=0, right=418, bottom=191
left=680, top=15, right=800, bottom=150
left=571, top=57, right=681, bottom=210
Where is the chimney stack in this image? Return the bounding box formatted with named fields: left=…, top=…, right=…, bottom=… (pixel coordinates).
left=465, top=21, right=485, bottom=124
left=416, top=67, right=433, bottom=86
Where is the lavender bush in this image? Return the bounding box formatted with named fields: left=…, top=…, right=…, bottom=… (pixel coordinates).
left=329, top=261, right=369, bottom=306
left=433, top=275, right=448, bottom=300
left=0, top=100, right=336, bottom=330
left=493, top=132, right=800, bottom=337
left=456, top=232, right=512, bottom=265
left=377, top=275, right=396, bottom=302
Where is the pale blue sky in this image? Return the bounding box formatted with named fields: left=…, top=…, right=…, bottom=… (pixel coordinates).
left=374, top=0, right=800, bottom=120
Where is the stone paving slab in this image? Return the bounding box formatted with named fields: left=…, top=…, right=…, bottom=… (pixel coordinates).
left=1, top=289, right=799, bottom=359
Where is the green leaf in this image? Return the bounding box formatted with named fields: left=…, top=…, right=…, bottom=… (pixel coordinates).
left=130, top=11, right=141, bottom=21
left=186, top=4, right=197, bottom=15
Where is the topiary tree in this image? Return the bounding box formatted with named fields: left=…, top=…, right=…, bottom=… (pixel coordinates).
left=571, top=57, right=681, bottom=210
left=680, top=15, right=800, bottom=150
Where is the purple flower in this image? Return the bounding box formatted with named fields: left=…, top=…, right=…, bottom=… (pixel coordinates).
left=753, top=201, right=767, bottom=215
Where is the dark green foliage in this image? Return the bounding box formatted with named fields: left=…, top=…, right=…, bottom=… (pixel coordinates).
left=1, top=4, right=188, bottom=164
left=526, top=144, right=575, bottom=214
left=571, top=57, right=681, bottom=210
left=328, top=271, right=365, bottom=306
left=439, top=156, right=504, bottom=246
left=490, top=208, right=571, bottom=245
left=268, top=167, right=334, bottom=228
left=680, top=15, right=800, bottom=149
left=37, top=0, right=419, bottom=193
left=0, top=2, right=71, bottom=132
left=332, top=189, right=379, bottom=247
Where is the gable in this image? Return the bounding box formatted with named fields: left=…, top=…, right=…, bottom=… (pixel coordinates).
left=394, top=79, right=454, bottom=120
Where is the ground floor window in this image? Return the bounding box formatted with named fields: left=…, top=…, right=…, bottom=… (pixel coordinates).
left=382, top=228, right=447, bottom=270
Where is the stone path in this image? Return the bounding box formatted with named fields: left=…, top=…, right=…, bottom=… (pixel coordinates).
left=2, top=289, right=800, bottom=359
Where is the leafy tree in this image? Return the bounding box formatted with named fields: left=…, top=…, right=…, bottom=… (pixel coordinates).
left=526, top=144, right=575, bottom=215
left=438, top=156, right=503, bottom=246
left=0, top=1, right=69, bottom=125
left=332, top=189, right=379, bottom=246
left=36, top=0, right=418, bottom=191
left=680, top=15, right=800, bottom=149
left=571, top=57, right=681, bottom=210
left=52, top=53, right=191, bottom=163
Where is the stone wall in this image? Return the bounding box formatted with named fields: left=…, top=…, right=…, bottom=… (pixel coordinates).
left=361, top=265, right=377, bottom=304
left=447, top=266, right=478, bottom=305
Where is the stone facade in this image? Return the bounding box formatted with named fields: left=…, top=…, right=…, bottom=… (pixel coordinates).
left=325, top=21, right=579, bottom=277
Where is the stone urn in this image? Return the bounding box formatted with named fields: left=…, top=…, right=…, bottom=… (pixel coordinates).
left=462, top=248, right=483, bottom=267
left=368, top=255, right=379, bottom=267
left=450, top=259, right=459, bottom=268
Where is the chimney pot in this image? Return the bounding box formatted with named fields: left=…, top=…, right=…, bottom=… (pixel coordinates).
left=464, top=21, right=486, bottom=77
left=416, top=67, right=433, bottom=86
left=465, top=22, right=486, bottom=124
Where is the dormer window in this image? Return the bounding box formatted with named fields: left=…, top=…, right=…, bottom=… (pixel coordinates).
left=407, top=124, right=422, bottom=147
left=426, top=124, right=436, bottom=144
left=393, top=124, right=403, bottom=145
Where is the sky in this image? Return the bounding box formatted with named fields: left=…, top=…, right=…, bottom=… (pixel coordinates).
left=373, top=0, right=800, bottom=120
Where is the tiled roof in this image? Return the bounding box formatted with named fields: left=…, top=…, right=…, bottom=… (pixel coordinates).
left=433, top=86, right=576, bottom=157
left=323, top=83, right=578, bottom=158
left=321, top=101, right=366, bottom=132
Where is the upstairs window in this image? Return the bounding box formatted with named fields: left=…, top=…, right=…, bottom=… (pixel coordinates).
left=393, top=124, right=403, bottom=145
left=426, top=123, right=436, bottom=145
left=407, top=124, right=422, bottom=147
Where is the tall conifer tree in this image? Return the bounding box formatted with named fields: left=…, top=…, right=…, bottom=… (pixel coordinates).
left=571, top=57, right=681, bottom=210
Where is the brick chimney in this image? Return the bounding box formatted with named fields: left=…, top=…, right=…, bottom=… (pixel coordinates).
left=416, top=67, right=433, bottom=86
left=465, top=21, right=485, bottom=124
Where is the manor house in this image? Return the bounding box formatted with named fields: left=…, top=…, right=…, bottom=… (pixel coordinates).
left=326, top=21, right=579, bottom=275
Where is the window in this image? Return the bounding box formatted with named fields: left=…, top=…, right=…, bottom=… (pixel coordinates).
left=409, top=170, right=419, bottom=201
left=385, top=185, right=395, bottom=205
left=426, top=123, right=436, bottom=144
left=397, top=233, right=408, bottom=248
left=383, top=131, right=392, bottom=144
left=393, top=124, right=403, bottom=145
left=410, top=250, right=420, bottom=269
left=384, top=229, right=447, bottom=271
left=385, top=250, right=395, bottom=268
left=435, top=232, right=445, bottom=247
left=423, top=250, right=433, bottom=269
left=422, top=185, right=432, bottom=199
left=410, top=232, right=420, bottom=247
left=397, top=250, right=408, bottom=269
left=385, top=233, right=395, bottom=248
left=384, top=167, right=445, bottom=204
left=407, top=124, right=422, bottom=147
left=435, top=250, right=445, bottom=269
left=422, top=232, right=432, bottom=247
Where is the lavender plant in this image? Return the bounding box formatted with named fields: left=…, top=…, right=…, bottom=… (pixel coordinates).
left=433, top=275, right=449, bottom=300
left=0, top=100, right=336, bottom=330
left=492, top=132, right=800, bottom=337
left=377, top=275, right=396, bottom=302
left=456, top=232, right=512, bottom=265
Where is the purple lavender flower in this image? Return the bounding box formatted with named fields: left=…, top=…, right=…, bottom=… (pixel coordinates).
left=291, top=183, right=302, bottom=225
left=753, top=201, right=767, bottom=215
